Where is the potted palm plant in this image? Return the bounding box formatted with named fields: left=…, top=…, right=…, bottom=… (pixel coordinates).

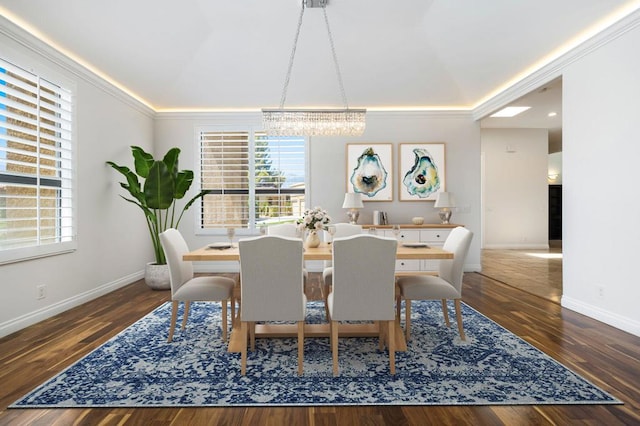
left=107, top=146, right=206, bottom=290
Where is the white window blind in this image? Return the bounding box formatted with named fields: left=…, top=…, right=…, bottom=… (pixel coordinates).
left=199, top=129, right=305, bottom=230
left=0, top=58, right=75, bottom=264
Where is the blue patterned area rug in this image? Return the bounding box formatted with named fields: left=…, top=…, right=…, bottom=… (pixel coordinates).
left=11, top=301, right=620, bottom=407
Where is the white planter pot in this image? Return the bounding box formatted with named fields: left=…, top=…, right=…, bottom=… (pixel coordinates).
left=145, top=263, right=171, bottom=290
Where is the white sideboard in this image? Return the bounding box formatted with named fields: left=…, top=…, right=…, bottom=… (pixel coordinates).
left=362, top=224, right=462, bottom=273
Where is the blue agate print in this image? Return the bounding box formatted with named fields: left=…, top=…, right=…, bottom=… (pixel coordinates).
left=402, top=148, right=440, bottom=198
left=350, top=147, right=388, bottom=197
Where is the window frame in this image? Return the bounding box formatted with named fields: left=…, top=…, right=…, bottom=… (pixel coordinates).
left=194, top=125, right=308, bottom=236
left=0, top=57, right=77, bottom=265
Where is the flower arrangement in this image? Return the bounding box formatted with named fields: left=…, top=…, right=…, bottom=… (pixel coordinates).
left=297, top=206, right=331, bottom=233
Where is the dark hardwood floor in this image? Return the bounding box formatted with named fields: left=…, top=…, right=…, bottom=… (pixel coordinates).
left=1, top=264, right=639, bottom=425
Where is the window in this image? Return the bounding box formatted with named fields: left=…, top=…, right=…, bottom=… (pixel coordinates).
left=198, top=128, right=306, bottom=231
left=0, top=58, right=75, bottom=264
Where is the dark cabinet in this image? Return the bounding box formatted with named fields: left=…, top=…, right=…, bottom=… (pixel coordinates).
left=548, top=185, right=562, bottom=240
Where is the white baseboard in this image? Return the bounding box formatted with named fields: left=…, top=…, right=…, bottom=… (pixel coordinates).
left=561, top=296, right=640, bottom=337
left=0, top=271, right=144, bottom=339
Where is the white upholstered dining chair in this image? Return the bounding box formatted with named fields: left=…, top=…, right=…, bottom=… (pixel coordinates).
left=396, top=226, right=473, bottom=341
left=328, top=234, right=398, bottom=376
left=321, top=223, right=362, bottom=319
left=267, top=223, right=302, bottom=238
left=238, top=235, right=307, bottom=375
left=160, top=229, right=235, bottom=343
left=267, top=222, right=309, bottom=283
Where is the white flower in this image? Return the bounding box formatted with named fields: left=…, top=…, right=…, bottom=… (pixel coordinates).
left=297, top=206, right=331, bottom=231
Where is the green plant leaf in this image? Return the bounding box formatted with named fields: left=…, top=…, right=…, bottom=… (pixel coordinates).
left=174, top=170, right=194, bottom=199
left=163, top=147, right=181, bottom=176
left=106, top=161, right=143, bottom=203
left=131, top=146, right=154, bottom=179
left=144, top=161, right=174, bottom=210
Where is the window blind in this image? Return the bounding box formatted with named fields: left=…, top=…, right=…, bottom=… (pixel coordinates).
left=0, top=58, right=75, bottom=263
left=199, top=129, right=305, bottom=229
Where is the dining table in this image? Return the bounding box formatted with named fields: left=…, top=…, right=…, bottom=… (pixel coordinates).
left=183, top=241, right=453, bottom=353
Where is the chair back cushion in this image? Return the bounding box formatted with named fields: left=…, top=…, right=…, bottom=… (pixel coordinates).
left=323, top=223, right=362, bottom=267
left=159, top=228, right=194, bottom=296
left=333, top=223, right=363, bottom=237
left=239, top=235, right=305, bottom=322
left=267, top=223, right=300, bottom=238
left=330, top=234, right=397, bottom=321
left=439, top=227, right=473, bottom=292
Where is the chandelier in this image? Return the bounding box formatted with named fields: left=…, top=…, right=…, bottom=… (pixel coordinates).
left=262, top=0, right=366, bottom=137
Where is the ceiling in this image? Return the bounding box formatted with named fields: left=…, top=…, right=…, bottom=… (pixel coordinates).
left=0, top=0, right=637, bottom=128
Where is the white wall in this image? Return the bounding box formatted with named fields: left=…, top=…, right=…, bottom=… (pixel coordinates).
left=562, top=23, right=640, bottom=336
left=0, top=22, right=155, bottom=337
left=481, top=128, right=549, bottom=249
left=154, top=111, right=482, bottom=272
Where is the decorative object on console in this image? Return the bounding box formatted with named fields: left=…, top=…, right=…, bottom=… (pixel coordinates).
left=261, top=0, right=365, bottom=136
left=342, top=193, right=363, bottom=224
left=411, top=216, right=425, bottom=225
left=346, top=144, right=393, bottom=201
left=434, top=192, right=456, bottom=224
left=399, top=143, right=446, bottom=201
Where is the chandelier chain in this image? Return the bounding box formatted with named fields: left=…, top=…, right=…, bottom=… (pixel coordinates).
left=322, top=6, right=349, bottom=109
left=279, top=0, right=350, bottom=110
left=279, top=1, right=306, bottom=108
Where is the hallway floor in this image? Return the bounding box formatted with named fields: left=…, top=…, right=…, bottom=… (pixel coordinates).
left=481, top=246, right=563, bottom=303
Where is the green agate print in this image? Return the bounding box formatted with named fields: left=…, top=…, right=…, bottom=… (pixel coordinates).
left=402, top=148, right=440, bottom=198
left=350, top=147, right=388, bottom=197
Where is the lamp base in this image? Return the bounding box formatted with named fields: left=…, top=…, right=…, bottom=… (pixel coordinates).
left=346, top=209, right=360, bottom=224
left=438, top=209, right=452, bottom=224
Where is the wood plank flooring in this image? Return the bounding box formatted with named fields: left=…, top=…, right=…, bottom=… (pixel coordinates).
left=1, top=259, right=639, bottom=425
left=481, top=247, right=563, bottom=303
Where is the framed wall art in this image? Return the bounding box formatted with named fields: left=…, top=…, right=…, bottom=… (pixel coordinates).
left=346, top=143, right=393, bottom=201
left=398, top=143, right=446, bottom=201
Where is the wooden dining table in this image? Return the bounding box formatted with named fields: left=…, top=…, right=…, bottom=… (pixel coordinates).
left=183, top=241, right=453, bottom=353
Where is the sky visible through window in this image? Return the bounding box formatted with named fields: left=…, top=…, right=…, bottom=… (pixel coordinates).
left=263, top=136, right=304, bottom=189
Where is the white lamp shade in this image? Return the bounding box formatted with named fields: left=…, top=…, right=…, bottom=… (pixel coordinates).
left=342, top=192, right=364, bottom=209
left=434, top=192, right=456, bottom=208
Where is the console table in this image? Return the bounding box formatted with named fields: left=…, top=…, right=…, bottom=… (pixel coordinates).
left=361, top=223, right=463, bottom=273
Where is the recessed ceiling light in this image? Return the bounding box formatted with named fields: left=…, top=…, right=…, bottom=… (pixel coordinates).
left=490, top=106, right=531, bottom=118
left=548, top=112, right=557, bottom=117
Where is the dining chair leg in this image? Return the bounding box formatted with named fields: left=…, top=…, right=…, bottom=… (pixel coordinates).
left=181, top=301, right=191, bottom=330
left=230, top=296, right=236, bottom=326
left=168, top=300, right=179, bottom=343
left=388, top=320, right=395, bottom=375
left=250, top=322, right=256, bottom=351
left=454, top=299, right=466, bottom=341
left=396, top=295, right=402, bottom=321
left=405, top=299, right=412, bottom=342
left=221, top=300, right=228, bottom=342
left=240, top=321, right=248, bottom=376
left=297, top=320, right=304, bottom=376
left=378, top=321, right=385, bottom=351
left=321, top=283, right=331, bottom=321
left=331, top=321, right=339, bottom=376
left=441, top=299, right=451, bottom=326
left=232, top=277, right=241, bottom=324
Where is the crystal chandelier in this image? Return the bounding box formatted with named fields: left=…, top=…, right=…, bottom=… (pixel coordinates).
left=262, top=0, right=366, bottom=137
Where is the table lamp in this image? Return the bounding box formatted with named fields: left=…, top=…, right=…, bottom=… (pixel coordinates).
left=434, top=192, right=456, bottom=224
left=342, top=192, right=364, bottom=224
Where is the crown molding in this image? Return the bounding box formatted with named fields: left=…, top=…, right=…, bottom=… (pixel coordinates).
left=156, top=109, right=474, bottom=121
left=473, top=8, right=640, bottom=121
left=0, top=15, right=155, bottom=118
